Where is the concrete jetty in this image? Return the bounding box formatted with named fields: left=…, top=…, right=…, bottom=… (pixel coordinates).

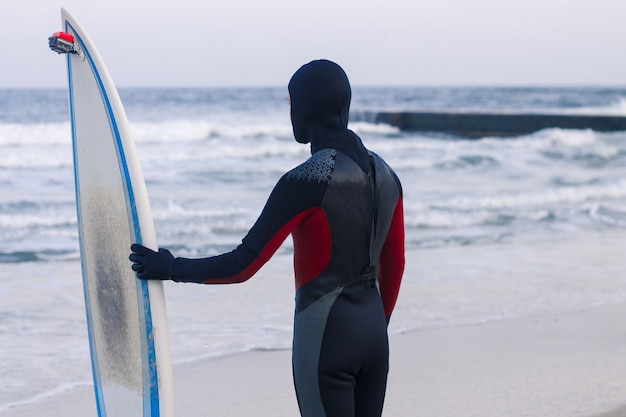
left=374, top=111, right=626, bottom=138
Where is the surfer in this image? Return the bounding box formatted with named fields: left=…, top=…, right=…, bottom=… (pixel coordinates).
left=130, top=59, right=405, bottom=417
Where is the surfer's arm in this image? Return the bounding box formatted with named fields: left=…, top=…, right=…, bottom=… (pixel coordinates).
left=169, top=213, right=300, bottom=284
left=129, top=241, right=263, bottom=283
left=168, top=173, right=326, bottom=284
left=130, top=207, right=300, bottom=284
left=169, top=241, right=264, bottom=284
left=377, top=196, right=405, bottom=321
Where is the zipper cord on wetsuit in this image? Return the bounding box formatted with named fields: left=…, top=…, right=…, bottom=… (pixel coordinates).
left=363, top=153, right=379, bottom=288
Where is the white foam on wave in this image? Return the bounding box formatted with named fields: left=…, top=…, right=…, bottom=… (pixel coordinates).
left=407, top=207, right=552, bottom=229
left=0, top=119, right=301, bottom=169
left=589, top=203, right=626, bottom=227
left=0, top=122, right=73, bottom=169
left=369, top=127, right=600, bottom=155
left=2, top=119, right=613, bottom=172
left=152, top=199, right=251, bottom=221
left=427, top=179, right=626, bottom=212
left=479, top=127, right=599, bottom=148
left=0, top=212, right=76, bottom=229
left=350, top=121, right=401, bottom=136
left=368, top=127, right=614, bottom=174
left=129, top=120, right=293, bottom=143
left=0, top=147, right=72, bottom=169
left=403, top=178, right=626, bottom=231
left=0, top=122, right=71, bottom=146
left=136, top=136, right=306, bottom=167
left=0, top=118, right=292, bottom=147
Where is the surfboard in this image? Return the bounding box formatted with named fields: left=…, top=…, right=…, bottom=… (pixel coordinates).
left=50, top=8, right=174, bottom=417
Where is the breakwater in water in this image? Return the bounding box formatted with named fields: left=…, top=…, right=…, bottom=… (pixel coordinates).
left=371, top=111, right=626, bottom=138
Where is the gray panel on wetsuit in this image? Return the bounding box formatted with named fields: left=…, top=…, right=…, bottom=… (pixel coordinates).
left=292, top=286, right=343, bottom=417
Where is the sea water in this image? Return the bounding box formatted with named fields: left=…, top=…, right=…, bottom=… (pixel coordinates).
left=1, top=87, right=626, bottom=410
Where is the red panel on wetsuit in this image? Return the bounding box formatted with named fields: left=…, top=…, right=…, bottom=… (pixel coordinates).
left=292, top=207, right=331, bottom=290
left=202, top=207, right=330, bottom=285
left=377, top=197, right=405, bottom=317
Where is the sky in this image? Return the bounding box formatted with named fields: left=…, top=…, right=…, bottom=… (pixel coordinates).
left=5, top=0, right=626, bottom=88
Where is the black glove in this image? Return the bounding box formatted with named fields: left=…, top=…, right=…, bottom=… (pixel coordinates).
left=129, top=243, right=174, bottom=280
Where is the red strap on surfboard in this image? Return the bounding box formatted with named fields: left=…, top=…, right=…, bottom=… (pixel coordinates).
left=52, top=31, right=75, bottom=42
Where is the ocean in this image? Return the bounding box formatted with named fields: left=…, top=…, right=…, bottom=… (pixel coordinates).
left=1, top=86, right=626, bottom=410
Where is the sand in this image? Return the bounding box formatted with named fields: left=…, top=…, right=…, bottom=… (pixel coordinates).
left=3, top=301, right=626, bottom=417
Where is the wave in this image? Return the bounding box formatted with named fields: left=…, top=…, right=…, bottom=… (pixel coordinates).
left=0, top=117, right=405, bottom=149
left=403, top=178, right=626, bottom=232
left=0, top=251, right=39, bottom=263
left=555, top=97, right=626, bottom=116
left=128, top=120, right=398, bottom=143
left=129, top=119, right=294, bottom=143
left=0, top=149, right=73, bottom=169
left=0, top=209, right=76, bottom=229
left=0, top=122, right=71, bottom=146
left=444, top=180, right=626, bottom=211
left=350, top=121, right=401, bottom=136
left=152, top=200, right=251, bottom=221
left=0, top=381, right=92, bottom=413
left=0, top=116, right=617, bottom=156
left=170, top=344, right=292, bottom=366
left=0, top=250, right=79, bottom=264
left=589, top=203, right=626, bottom=227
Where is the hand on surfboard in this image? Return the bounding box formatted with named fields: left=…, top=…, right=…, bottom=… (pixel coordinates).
left=129, top=244, right=174, bottom=280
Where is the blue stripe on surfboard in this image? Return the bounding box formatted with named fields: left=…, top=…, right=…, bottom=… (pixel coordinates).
left=65, top=20, right=160, bottom=417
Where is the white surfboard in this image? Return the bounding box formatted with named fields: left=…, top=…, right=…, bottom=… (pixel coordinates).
left=52, top=8, right=174, bottom=417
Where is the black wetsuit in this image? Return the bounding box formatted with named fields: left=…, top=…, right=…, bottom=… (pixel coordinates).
left=132, top=60, right=405, bottom=417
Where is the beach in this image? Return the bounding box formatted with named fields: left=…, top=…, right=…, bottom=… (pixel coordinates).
left=3, top=302, right=625, bottom=417
left=3, top=236, right=626, bottom=417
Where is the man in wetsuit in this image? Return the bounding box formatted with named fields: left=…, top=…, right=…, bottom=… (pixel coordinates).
left=129, top=59, right=405, bottom=417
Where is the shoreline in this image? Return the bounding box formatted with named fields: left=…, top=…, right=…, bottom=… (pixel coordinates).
left=3, top=303, right=626, bottom=417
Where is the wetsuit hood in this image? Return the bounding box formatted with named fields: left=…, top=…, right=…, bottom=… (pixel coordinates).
left=288, top=59, right=370, bottom=171
left=288, top=59, right=352, bottom=145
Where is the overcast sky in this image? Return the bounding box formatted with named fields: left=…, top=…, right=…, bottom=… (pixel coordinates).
left=6, top=0, right=626, bottom=88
